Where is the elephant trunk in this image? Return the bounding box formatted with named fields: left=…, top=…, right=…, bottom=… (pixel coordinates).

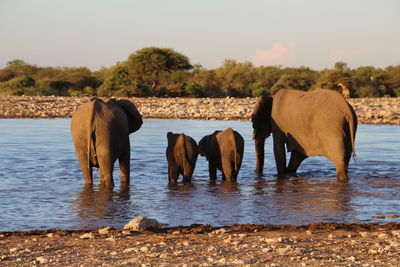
left=255, top=136, right=265, bottom=174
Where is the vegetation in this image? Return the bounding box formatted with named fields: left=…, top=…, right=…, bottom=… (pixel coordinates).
left=1, top=48, right=399, bottom=97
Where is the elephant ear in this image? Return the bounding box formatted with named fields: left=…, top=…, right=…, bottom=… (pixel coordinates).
left=198, top=135, right=210, bottom=158
left=251, top=96, right=273, bottom=140
left=117, top=100, right=143, bottom=134
left=167, top=132, right=175, bottom=146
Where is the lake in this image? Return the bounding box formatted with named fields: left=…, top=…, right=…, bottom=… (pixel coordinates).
left=0, top=119, right=399, bottom=231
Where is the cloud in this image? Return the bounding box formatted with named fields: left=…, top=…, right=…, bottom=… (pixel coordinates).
left=252, top=41, right=296, bottom=66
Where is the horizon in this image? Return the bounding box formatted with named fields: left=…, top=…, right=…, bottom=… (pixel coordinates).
left=1, top=0, right=399, bottom=71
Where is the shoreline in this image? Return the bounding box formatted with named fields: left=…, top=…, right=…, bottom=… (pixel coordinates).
left=1, top=222, right=400, bottom=266
left=0, top=96, right=399, bottom=125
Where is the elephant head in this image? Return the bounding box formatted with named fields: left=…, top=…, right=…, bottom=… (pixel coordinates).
left=198, top=131, right=220, bottom=159
left=198, top=135, right=212, bottom=159
left=251, top=96, right=273, bottom=174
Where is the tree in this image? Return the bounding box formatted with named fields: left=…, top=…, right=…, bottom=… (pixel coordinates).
left=0, top=75, right=36, bottom=95
left=316, top=69, right=352, bottom=90
left=334, top=61, right=350, bottom=71
left=126, top=47, right=192, bottom=95
left=192, top=69, right=222, bottom=97
left=215, top=59, right=256, bottom=96
left=271, top=67, right=317, bottom=94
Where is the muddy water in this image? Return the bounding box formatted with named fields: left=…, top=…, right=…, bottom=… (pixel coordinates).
left=0, top=119, right=399, bottom=231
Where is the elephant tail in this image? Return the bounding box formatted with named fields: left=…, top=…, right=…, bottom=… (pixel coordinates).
left=178, top=134, right=191, bottom=170
left=87, top=98, right=98, bottom=167
left=348, top=104, right=357, bottom=159
left=227, top=128, right=240, bottom=174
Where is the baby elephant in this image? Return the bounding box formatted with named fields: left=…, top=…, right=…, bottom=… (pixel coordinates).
left=199, top=128, right=244, bottom=182
left=166, top=132, right=199, bottom=183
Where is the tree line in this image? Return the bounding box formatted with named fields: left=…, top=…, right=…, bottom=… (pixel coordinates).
left=1, top=47, right=399, bottom=98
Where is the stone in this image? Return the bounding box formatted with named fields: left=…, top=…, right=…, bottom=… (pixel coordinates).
left=36, top=256, right=48, bottom=264
left=214, top=228, right=227, bottom=234
left=123, top=248, right=136, bottom=253
left=123, top=216, right=161, bottom=231
left=80, top=233, right=95, bottom=239
left=99, top=227, right=112, bottom=235
left=140, top=247, right=149, bottom=253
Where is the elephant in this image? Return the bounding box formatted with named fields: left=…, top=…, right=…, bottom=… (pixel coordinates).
left=251, top=88, right=357, bottom=181
left=166, top=132, right=199, bottom=183
left=198, top=128, right=244, bottom=182
left=71, top=98, right=143, bottom=187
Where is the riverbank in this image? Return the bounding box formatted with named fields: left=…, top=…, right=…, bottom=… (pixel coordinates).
left=0, top=96, right=399, bottom=124
left=1, top=222, right=400, bottom=266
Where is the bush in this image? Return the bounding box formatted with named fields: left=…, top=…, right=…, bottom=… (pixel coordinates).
left=184, top=82, right=207, bottom=97
left=249, top=82, right=269, bottom=97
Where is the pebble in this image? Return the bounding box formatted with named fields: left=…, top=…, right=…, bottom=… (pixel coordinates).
left=360, top=232, right=369, bottom=237
left=214, top=228, right=227, bottom=234
left=123, top=248, right=136, bottom=253
left=106, top=236, right=116, bottom=242
left=140, top=247, right=149, bottom=253
left=99, top=227, right=112, bottom=235
left=79, top=233, right=95, bottom=239
left=36, top=256, right=48, bottom=264
left=378, top=233, right=390, bottom=239
left=9, top=248, right=19, bottom=253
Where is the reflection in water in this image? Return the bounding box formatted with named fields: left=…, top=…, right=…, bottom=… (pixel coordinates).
left=269, top=178, right=353, bottom=223
left=0, top=119, right=399, bottom=231
left=73, top=184, right=132, bottom=229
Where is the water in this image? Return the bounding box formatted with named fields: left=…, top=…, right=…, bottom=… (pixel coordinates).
left=0, top=119, right=399, bottom=231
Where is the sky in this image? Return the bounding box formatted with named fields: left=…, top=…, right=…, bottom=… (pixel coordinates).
left=1, top=0, right=399, bottom=71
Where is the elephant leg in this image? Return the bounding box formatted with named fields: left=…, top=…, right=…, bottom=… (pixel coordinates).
left=76, top=151, right=93, bottom=184
left=118, top=150, right=130, bottom=184
left=98, top=153, right=115, bottom=187
left=287, top=151, right=307, bottom=175
left=183, top=166, right=194, bottom=183
left=168, top=165, right=179, bottom=183
left=334, top=158, right=348, bottom=182
left=222, top=164, right=235, bottom=182
left=325, top=138, right=350, bottom=182
left=273, top=136, right=287, bottom=178
left=209, top=163, right=217, bottom=180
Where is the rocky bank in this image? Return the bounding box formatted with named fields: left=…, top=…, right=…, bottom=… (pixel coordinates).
left=1, top=223, right=400, bottom=266
left=0, top=96, right=399, bottom=124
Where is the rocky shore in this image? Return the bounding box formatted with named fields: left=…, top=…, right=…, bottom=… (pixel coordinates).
left=0, top=95, right=399, bottom=124
left=1, top=223, right=400, bottom=266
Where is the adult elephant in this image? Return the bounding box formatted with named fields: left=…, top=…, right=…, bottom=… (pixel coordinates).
left=198, top=128, right=244, bottom=182
left=71, top=98, right=143, bottom=187
left=251, top=89, right=357, bottom=181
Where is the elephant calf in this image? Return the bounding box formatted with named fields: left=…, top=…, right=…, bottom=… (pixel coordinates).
left=71, top=98, right=143, bottom=187
left=199, top=128, right=244, bottom=182
left=166, top=132, right=199, bottom=183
